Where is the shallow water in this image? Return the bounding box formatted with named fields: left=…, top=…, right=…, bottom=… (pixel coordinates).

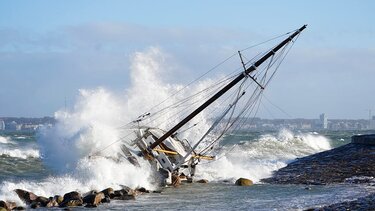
left=35, top=183, right=372, bottom=211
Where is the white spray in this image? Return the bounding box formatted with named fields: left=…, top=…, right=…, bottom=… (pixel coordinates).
left=196, top=129, right=332, bottom=182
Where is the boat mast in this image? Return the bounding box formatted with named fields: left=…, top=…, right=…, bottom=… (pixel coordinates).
left=150, top=25, right=307, bottom=150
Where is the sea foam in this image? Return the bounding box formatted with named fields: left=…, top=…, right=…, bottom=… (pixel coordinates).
left=0, top=136, right=10, bottom=144
left=196, top=129, right=332, bottom=183
left=0, top=148, right=40, bottom=159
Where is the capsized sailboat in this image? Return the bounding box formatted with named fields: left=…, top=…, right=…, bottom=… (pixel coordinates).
left=119, top=25, right=307, bottom=185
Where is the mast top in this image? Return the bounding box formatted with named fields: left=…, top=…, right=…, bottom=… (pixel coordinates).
left=149, top=25, right=307, bottom=150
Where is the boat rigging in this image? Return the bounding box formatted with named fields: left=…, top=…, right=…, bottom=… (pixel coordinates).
left=93, top=25, right=307, bottom=186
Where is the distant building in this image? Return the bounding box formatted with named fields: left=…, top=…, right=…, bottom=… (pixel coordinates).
left=0, top=120, right=4, bottom=130
left=319, top=113, right=328, bottom=129
left=370, top=116, right=375, bottom=130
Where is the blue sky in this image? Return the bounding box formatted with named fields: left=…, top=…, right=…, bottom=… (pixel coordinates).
left=0, top=0, right=374, bottom=119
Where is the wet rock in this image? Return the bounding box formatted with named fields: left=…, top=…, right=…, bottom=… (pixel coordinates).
left=83, top=192, right=105, bottom=207
left=112, top=186, right=136, bottom=200
left=35, top=196, right=49, bottom=207
left=46, top=197, right=59, bottom=207
left=63, top=191, right=82, bottom=201
left=59, top=191, right=83, bottom=207
left=83, top=190, right=98, bottom=196
left=235, top=178, right=253, bottom=186
left=152, top=190, right=162, bottom=194
left=196, top=179, right=209, bottom=183
left=262, top=143, right=375, bottom=185
left=14, top=189, right=38, bottom=205
left=7, top=201, right=16, bottom=210
left=101, top=187, right=114, bottom=198
left=118, top=185, right=136, bottom=195
left=54, top=195, right=63, bottom=204
left=135, top=187, right=150, bottom=193
left=59, top=199, right=83, bottom=207
left=0, top=201, right=11, bottom=210
left=101, top=196, right=111, bottom=203
left=30, top=201, right=40, bottom=209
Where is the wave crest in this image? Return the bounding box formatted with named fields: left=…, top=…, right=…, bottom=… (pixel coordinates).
left=196, top=129, right=332, bottom=183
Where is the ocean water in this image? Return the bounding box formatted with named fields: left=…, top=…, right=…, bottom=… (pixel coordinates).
left=1, top=130, right=374, bottom=210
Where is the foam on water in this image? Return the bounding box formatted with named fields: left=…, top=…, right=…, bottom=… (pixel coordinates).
left=196, top=129, right=332, bottom=182
left=0, top=136, right=10, bottom=144
left=0, top=148, right=40, bottom=159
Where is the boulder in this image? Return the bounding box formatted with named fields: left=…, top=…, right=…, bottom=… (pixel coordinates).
left=152, top=190, right=162, bottom=194
left=46, top=197, right=59, bottom=207
left=63, top=191, right=82, bottom=201
left=30, top=201, right=40, bottom=209
left=101, top=196, right=110, bottom=203
left=112, top=187, right=136, bottom=200
left=196, top=179, right=209, bottom=183
left=54, top=195, right=64, bottom=204
left=235, top=178, right=253, bottom=186
left=100, top=187, right=114, bottom=198
left=59, top=191, right=83, bottom=207
left=8, top=202, right=17, bottom=210
left=83, top=192, right=105, bottom=206
left=0, top=200, right=14, bottom=210
left=14, top=189, right=38, bottom=205
left=118, top=185, right=136, bottom=195
left=59, top=199, right=83, bottom=208
left=35, top=196, right=49, bottom=207
left=135, top=187, right=150, bottom=193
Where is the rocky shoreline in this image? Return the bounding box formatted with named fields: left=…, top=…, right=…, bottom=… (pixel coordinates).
left=262, top=134, right=375, bottom=210
left=0, top=186, right=157, bottom=210
left=261, top=143, right=375, bottom=185
left=0, top=178, right=252, bottom=210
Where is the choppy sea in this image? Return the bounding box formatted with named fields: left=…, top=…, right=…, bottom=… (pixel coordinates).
left=1, top=129, right=375, bottom=210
